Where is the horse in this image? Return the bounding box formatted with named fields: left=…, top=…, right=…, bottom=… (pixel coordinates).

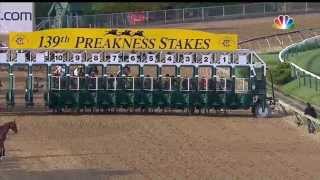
left=0, top=121, right=18, bottom=160
left=105, top=29, right=118, bottom=36
left=121, top=30, right=132, bottom=36
left=131, top=31, right=144, bottom=37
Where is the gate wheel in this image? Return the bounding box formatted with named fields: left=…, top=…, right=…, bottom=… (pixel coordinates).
left=255, top=104, right=271, bottom=118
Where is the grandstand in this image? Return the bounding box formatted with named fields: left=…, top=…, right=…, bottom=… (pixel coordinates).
left=36, top=2, right=320, bottom=30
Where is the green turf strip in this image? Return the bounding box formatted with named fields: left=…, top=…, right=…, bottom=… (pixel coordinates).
left=287, top=48, right=320, bottom=76
left=280, top=79, right=320, bottom=107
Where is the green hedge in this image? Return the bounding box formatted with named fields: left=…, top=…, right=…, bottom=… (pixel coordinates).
left=268, top=62, right=293, bottom=85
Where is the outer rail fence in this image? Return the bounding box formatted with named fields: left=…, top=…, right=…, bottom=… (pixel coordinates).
left=279, top=35, right=320, bottom=92
left=36, top=2, right=320, bottom=30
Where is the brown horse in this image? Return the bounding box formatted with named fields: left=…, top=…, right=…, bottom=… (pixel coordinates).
left=0, top=121, right=18, bottom=160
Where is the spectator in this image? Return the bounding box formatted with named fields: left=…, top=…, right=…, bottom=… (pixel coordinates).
left=304, top=102, right=318, bottom=134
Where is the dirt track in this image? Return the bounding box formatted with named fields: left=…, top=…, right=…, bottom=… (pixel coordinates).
left=1, top=115, right=320, bottom=180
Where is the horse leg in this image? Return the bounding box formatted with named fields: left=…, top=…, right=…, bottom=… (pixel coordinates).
left=0, top=142, right=4, bottom=160
left=2, top=146, right=5, bottom=158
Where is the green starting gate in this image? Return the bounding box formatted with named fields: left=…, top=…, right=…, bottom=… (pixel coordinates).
left=0, top=49, right=271, bottom=117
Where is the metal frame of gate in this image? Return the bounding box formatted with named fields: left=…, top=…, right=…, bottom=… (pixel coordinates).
left=0, top=48, right=268, bottom=115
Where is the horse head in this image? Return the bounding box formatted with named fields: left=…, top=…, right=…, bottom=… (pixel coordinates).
left=9, top=121, right=18, bottom=134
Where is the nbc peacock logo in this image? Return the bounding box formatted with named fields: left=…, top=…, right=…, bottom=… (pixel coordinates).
left=273, top=15, right=295, bottom=30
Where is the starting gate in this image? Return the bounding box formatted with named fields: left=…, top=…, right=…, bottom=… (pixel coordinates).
left=0, top=28, right=271, bottom=117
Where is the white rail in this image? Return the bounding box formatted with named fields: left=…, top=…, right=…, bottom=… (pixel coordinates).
left=278, top=35, right=320, bottom=81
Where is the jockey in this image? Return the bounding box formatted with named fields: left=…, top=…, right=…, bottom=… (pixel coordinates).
left=200, top=77, right=207, bottom=90
left=60, top=66, right=65, bottom=77
left=116, top=70, right=121, bottom=77
left=53, top=66, right=60, bottom=76
left=73, top=66, right=79, bottom=76
left=164, top=74, right=170, bottom=90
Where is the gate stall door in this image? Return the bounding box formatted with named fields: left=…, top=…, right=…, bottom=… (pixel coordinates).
left=143, top=65, right=157, bottom=77
left=124, top=65, right=139, bottom=77
left=141, top=52, right=159, bottom=91
left=161, top=52, right=177, bottom=77
left=31, top=64, right=48, bottom=106
left=50, top=65, right=67, bottom=91
left=180, top=66, right=193, bottom=78
left=69, top=64, right=85, bottom=90
left=12, top=65, right=28, bottom=106
left=106, top=65, right=120, bottom=77
left=234, top=66, right=250, bottom=93
left=180, top=66, right=194, bottom=91
left=106, top=64, right=120, bottom=90
left=215, top=66, right=232, bottom=91
left=86, top=64, right=103, bottom=90
left=198, top=67, right=212, bottom=91
left=161, top=65, right=176, bottom=77
left=161, top=65, right=176, bottom=91
left=142, top=52, right=159, bottom=77
left=105, top=51, right=122, bottom=77
left=86, top=51, right=105, bottom=90
left=10, top=50, right=29, bottom=107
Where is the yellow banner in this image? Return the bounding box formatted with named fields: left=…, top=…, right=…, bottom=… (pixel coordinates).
left=9, top=28, right=238, bottom=51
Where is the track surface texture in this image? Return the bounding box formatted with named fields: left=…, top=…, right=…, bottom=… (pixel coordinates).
left=1, top=115, right=320, bottom=180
